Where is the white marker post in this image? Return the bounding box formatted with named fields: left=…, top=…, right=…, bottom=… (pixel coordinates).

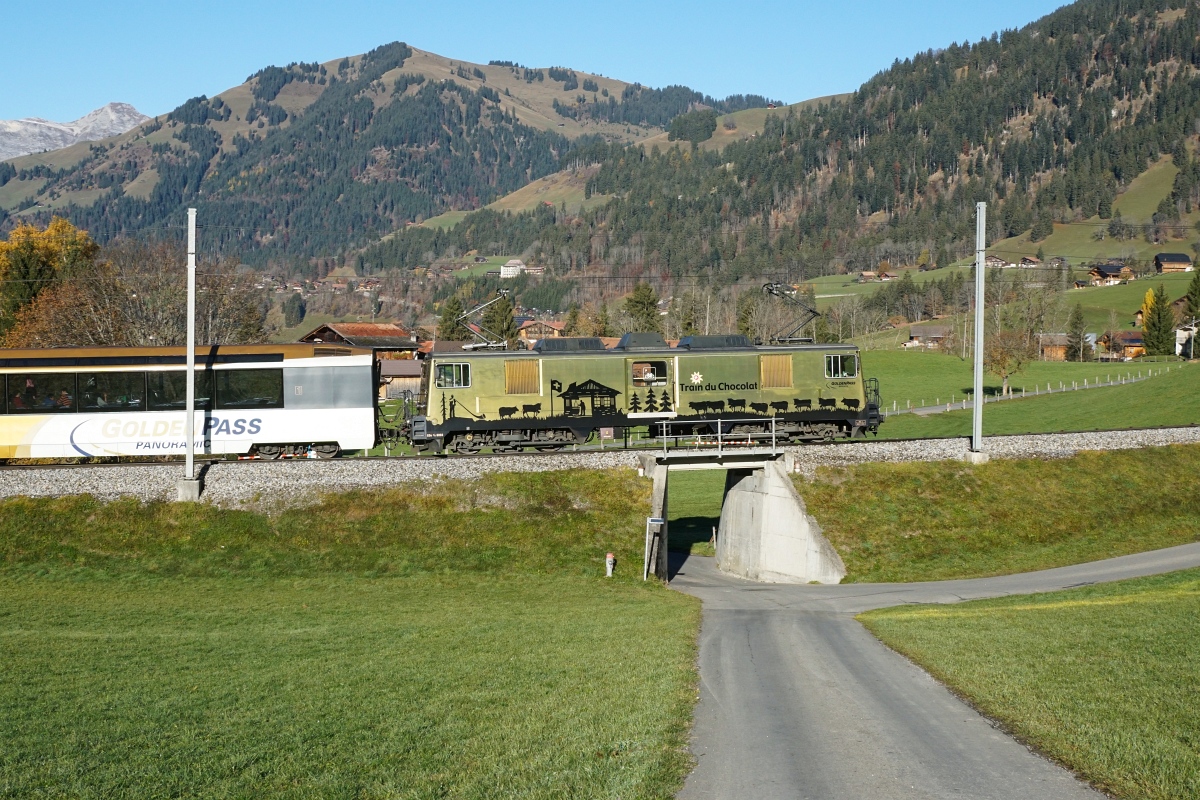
left=177, top=208, right=202, bottom=500
left=968, top=202, right=989, bottom=463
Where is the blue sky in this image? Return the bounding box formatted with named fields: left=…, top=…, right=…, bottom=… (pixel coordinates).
left=4, top=0, right=1069, bottom=122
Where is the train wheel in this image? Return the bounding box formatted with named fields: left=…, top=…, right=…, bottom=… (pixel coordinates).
left=451, top=440, right=482, bottom=455
left=534, top=444, right=564, bottom=452
left=314, top=444, right=340, bottom=459
left=255, top=444, right=283, bottom=460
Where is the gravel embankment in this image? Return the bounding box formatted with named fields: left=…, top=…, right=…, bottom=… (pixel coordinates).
left=3, top=427, right=1199, bottom=506
left=786, top=427, right=1200, bottom=476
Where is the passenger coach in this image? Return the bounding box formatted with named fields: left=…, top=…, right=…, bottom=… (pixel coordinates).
left=0, top=344, right=376, bottom=459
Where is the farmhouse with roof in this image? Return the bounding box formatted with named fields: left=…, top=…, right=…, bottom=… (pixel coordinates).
left=1154, top=253, right=1194, bottom=273
left=298, top=322, right=417, bottom=354
left=1089, top=264, right=1133, bottom=286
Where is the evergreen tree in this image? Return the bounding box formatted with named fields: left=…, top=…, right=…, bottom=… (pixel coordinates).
left=563, top=303, right=581, bottom=335
left=659, top=389, right=672, bottom=412
left=437, top=295, right=470, bottom=340
left=628, top=392, right=641, bottom=413
left=1066, top=302, right=1090, bottom=361
left=624, top=282, right=661, bottom=332
left=282, top=292, right=307, bottom=327
left=1143, top=283, right=1176, bottom=356
left=481, top=294, right=519, bottom=347
left=643, top=389, right=658, bottom=412
left=1185, top=269, right=1200, bottom=319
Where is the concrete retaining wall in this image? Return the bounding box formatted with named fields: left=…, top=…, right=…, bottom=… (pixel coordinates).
left=716, top=460, right=846, bottom=584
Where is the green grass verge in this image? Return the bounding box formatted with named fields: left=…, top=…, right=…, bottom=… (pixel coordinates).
left=860, top=569, right=1200, bottom=800
left=861, top=349, right=1166, bottom=411
left=800, top=445, right=1200, bottom=583
left=0, top=470, right=700, bottom=798
left=878, top=361, right=1198, bottom=438
left=667, top=471, right=726, bottom=556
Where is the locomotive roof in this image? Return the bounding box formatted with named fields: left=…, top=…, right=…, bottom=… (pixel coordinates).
left=428, top=342, right=860, bottom=359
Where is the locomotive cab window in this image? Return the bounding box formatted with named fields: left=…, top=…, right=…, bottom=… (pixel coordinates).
left=435, top=363, right=471, bottom=389
left=825, top=354, right=858, bottom=379
left=631, top=361, right=668, bottom=387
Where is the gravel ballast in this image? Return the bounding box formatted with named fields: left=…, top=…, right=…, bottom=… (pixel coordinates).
left=3, top=428, right=1199, bottom=506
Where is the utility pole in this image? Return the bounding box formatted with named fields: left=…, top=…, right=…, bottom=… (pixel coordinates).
left=177, top=208, right=202, bottom=500
left=969, top=202, right=988, bottom=463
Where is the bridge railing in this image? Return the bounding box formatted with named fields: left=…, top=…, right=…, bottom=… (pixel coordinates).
left=655, top=417, right=778, bottom=457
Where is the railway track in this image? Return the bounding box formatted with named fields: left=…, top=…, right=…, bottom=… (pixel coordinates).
left=2, top=423, right=1198, bottom=471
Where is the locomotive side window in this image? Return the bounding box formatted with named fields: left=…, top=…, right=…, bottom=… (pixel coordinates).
left=632, top=361, right=667, bottom=387
left=760, top=355, right=794, bottom=388
left=504, top=360, right=539, bottom=394
left=215, top=369, right=284, bottom=409
left=435, top=363, right=471, bottom=389
left=5, top=373, right=77, bottom=414
left=147, top=372, right=213, bottom=411
left=79, top=372, right=146, bottom=412
left=825, top=354, right=858, bottom=379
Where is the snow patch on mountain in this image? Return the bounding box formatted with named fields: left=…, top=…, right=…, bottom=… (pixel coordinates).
left=0, top=103, right=150, bottom=161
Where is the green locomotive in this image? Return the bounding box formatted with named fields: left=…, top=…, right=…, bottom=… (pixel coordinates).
left=400, top=333, right=881, bottom=453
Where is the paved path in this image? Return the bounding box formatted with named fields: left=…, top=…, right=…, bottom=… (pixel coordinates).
left=671, top=543, right=1200, bottom=800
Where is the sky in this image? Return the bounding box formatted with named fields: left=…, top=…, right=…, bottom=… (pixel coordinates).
left=4, top=0, right=1071, bottom=122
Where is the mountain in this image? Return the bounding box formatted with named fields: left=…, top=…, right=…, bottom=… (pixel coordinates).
left=0, top=103, right=149, bottom=161
left=0, top=44, right=776, bottom=268
left=369, top=0, right=1200, bottom=292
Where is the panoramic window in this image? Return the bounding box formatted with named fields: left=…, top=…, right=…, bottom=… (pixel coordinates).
left=435, top=363, right=471, bottom=389
left=5, top=373, right=77, bottom=414
left=631, top=361, right=668, bottom=387
left=825, top=354, right=858, bottom=379
left=79, top=372, right=146, bottom=412
left=215, top=369, right=284, bottom=410
left=147, top=371, right=214, bottom=411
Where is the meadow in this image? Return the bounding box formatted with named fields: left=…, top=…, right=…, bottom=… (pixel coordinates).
left=0, top=470, right=700, bottom=799
left=862, top=569, right=1200, bottom=800
left=799, top=444, right=1200, bottom=583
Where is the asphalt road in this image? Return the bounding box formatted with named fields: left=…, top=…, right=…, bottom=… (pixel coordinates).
left=671, top=542, right=1200, bottom=800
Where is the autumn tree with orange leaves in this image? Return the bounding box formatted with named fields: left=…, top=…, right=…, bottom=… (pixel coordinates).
left=1, top=219, right=267, bottom=348
left=0, top=217, right=99, bottom=337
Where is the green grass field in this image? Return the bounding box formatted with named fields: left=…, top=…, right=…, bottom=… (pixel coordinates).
left=861, top=349, right=1175, bottom=410
left=667, top=470, right=726, bottom=556
left=0, top=470, right=700, bottom=798
left=800, top=444, right=1200, bottom=583
left=861, top=568, right=1200, bottom=800
left=878, top=360, right=1197, bottom=438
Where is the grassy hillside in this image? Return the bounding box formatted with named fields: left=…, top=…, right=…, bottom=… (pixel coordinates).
left=802, top=443, right=1200, bottom=582
left=0, top=470, right=700, bottom=798
left=639, top=94, right=851, bottom=153
left=878, top=360, right=1197, bottom=438
left=422, top=165, right=613, bottom=226
left=862, top=569, right=1200, bottom=800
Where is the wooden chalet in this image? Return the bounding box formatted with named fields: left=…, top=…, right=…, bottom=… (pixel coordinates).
left=904, top=325, right=950, bottom=349
left=1154, top=253, right=1193, bottom=273
left=1089, top=264, right=1133, bottom=286
left=1098, top=330, right=1145, bottom=360
left=1037, top=334, right=1070, bottom=361
left=299, top=322, right=418, bottom=355
left=517, top=319, right=565, bottom=345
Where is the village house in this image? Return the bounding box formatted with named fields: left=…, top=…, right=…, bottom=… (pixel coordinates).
left=1037, top=333, right=1070, bottom=361
left=500, top=259, right=526, bottom=278
left=1098, top=330, right=1145, bottom=360
left=298, top=322, right=418, bottom=356
left=517, top=319, right=565, bottom=346
left=858, top=271, right=878, bottom=283
left=1154, top=253, right=1193, bottom=273
left=878, top=271, right=899, bottom=282
left=1089, top=264, right=1133, bottom=286
left=984, top=255, right=1014, bottom=269
left=903, top=325, right=950, bottom=349
left=1019, top=256, right=1042, bottom=268
left=378, top=359, right=423, bottom=400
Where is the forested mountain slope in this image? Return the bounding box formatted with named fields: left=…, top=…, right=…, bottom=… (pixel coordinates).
left=371, top=0, right=1200, bottom=283
left=0, top=43, right=774, bottom=266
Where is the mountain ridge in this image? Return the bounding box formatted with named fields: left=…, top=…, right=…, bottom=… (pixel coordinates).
left=0, top=103, right=149, bottom=161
